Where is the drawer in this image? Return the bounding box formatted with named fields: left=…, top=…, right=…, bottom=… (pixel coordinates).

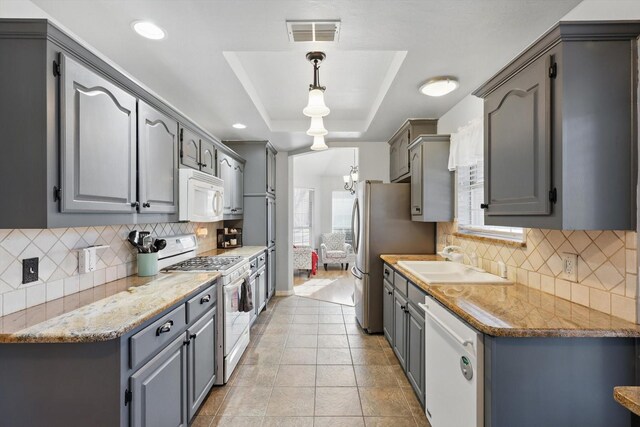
left=257, top=252, right=266, bottom=269
left=383, top=264, right=394, bottom=285
left=130, top=304, right=187, bottom=369
left=407, top=281, right=427, bottom=308
left=249, top=256, right=258, bottom=274
left=394, top=271, right=408, bottom=296
left=186, top=283, right=217, bottom=324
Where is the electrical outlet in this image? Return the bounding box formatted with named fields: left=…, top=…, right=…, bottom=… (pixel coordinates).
left=22, top=257, right=39, bottom=284
left=561, top=253, right=578, bottom=282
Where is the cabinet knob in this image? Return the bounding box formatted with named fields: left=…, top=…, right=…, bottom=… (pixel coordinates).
left=200, top=294, right=211, bottom=304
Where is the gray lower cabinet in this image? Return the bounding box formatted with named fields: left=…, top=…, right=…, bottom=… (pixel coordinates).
left=384, top=265, right=427, bottom=406
left=392, top=291, right=407, bottom=369
left=61, top=53, right=137, bottom=213
left=406, top=303, right=425, bottom=404
left=187, top=308, right=217, bottom=420
left=408, top=135, right=453, bottom=222
left=138, top=101, right=178, bottom=214
left=130, top=335, right=188, bottom=427
left=383, top=279, right=394, bottom=344
left=474, top=21, right=640, bottom=230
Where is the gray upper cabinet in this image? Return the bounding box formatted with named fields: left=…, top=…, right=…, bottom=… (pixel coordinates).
left=223, top=141, right=277, bottom=246
left=130, top=335, right=188, bottom=427
left=180, top=127, right=201, bottom=171
left=388, top=119, right=437, bottom=183
left=180, top=127, right=217, bottom=176
left=408, top=135, right=453, bottom=222
left=200, top=139, right=216, bottom=176
left=474, top=22, right=640, bottom=230
left=138, top=101, right=178, bottom=214
left=61, top=53, right=137, bottom=213
left=217, top=151, right=244, bottom=217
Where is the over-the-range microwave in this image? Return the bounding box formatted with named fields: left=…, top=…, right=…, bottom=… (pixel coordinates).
left=179, top=169, right=224, bottom=222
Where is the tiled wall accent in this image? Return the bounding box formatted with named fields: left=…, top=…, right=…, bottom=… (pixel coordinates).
left=0, top=221, right=222, bottom=317
left=437, top=222, right=639, bottom=323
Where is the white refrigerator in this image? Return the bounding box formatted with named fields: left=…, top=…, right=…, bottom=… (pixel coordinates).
left=351, top=181, right=436, bottom=333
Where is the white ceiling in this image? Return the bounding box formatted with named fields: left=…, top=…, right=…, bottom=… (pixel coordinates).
left=293, top=148, right=358, bottom=179
left=29, top=0, right=582, bottom=151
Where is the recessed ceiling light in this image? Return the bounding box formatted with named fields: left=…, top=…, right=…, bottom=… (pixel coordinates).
left=132, top=21, right=166, bottom=40
left=232, top=123, right=247, bottom=129
left=419, top=77, right=459, bottom=97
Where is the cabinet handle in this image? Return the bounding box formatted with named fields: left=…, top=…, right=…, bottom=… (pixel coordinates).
left=480, top=203, right=489, bottom=210
left=200, top=294, right=211, bottom=304
left=190, top=334, right=197, bottom=340
left=156, top=320, right=174, bottom=336
left=143, top=202, right=151, bottom=208
left=131, top=201, right=140, bottom=208
left=400, top=305, right=406, bottom=310
left=387, top=291, right=393, bottom=295
left=384, top=270, right=390, bottom=276
left=201, top=163, right=207, bottom=168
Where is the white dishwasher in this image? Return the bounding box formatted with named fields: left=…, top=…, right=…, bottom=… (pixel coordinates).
left=420, top=296, right=484, bottom=427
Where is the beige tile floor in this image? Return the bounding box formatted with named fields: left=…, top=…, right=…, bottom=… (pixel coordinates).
left=191, top=295, right=431, bottom=427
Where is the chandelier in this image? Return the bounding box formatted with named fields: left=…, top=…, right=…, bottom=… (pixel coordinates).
left=304, top=51, right=329, bottom=151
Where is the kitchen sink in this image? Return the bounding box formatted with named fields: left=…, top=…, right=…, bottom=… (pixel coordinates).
left=396, top=260, right=511, bottom=285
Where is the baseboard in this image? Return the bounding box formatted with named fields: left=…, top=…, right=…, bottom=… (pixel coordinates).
left=275, top=289, right=294, bottom=296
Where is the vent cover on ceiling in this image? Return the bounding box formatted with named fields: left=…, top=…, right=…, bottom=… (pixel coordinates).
left=286, top=20, right=340, bottom=43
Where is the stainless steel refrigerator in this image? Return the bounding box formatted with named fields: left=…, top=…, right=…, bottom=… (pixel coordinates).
left=351, top=181, right=435, bottom=333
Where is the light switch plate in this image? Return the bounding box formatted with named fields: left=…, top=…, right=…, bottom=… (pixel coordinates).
left=22, top=257, right=39, bottom=284
left=561, top=253, right=578, bottom=282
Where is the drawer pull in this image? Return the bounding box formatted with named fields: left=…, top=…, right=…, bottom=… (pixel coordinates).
left=387, top=291, right=393, bottom=295
left=156, top=320, right=174, bottom=336
left=200, top=294, right=211, bottom=304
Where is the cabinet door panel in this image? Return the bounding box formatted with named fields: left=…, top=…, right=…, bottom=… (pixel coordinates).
left=131, top=335, right=187, bottom=427
left=61, top=53, right=136, bottom=213
left=485, top=54, right=551, bottom=216
left=267, top=248, right=276, bottom=299
left=200, top=140, right=216, bottom=176
left=410, top=145, right=422, bottom=216
left=406, top=303, right=425, bottom=405
left=389, top=142, right=398, bottom=181
left=180, top=127, right=200, bottom=171
left=393, top=291, right=407, bottom=369
left=187, top=309, right=216, bottom=420
left=233, top=162, right=244, bottom=214
left=218, top=153, right=233, bottom=214
left=267, top=197, right=276, bottom=247
left=139, top=101, right=178, bottom=214
left=397, top=129, right=411, bottom=177
left=383, top=279, right=394, bottom=345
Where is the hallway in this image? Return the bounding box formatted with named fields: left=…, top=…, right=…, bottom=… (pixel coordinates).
left=191, top=296, right=430, bottom=426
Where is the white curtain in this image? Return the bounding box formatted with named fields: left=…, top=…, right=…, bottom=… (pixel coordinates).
left=448, top=118, right=483, bottom=171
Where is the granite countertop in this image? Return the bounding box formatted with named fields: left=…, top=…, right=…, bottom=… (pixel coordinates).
left=0, top=271, right=220, bottom=344
left=614, top=387, right=640, bottom=416
left=381, top=254, right=640, bottom=338
left=205, top=246, right=267, bottom=258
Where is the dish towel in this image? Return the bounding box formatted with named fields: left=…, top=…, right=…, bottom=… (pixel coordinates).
left=311, top=250, right=318, bottom=276
left=240, top=278, right=253, bottom=312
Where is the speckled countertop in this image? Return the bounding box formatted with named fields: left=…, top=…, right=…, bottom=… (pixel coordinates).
left=381, top=254, right=640, bottom=338
left=0, top=272, right=220, bottom=344
left=614, top=387, right=640, bottom=416
left=208, top=245, right=267, bottom=258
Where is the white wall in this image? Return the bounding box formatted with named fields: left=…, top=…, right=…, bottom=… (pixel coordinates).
left=329, top=141, right=389, bottom=183
left=561, top=0, right=640, bottom=20
left=437, top=95, right=483, bottom=134
left=275, top=151, right=293, bottom=295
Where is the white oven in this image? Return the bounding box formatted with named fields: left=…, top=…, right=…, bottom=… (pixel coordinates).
left=179, top=169, right=224, bottom=222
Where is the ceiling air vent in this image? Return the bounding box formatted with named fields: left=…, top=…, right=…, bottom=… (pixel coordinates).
left=286, top=20, right=340, bottom=43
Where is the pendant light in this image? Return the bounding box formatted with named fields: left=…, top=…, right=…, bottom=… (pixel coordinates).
left=310, top=135, right=328, bottom=151
left=303, top=52, right=330, bottom=117
left=307, top=116, right=328, bottom=136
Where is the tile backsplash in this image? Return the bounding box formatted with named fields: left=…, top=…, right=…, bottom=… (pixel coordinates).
left=437, top=222, right=639, bottom=323
left=0, top=221, right=221, bottom=316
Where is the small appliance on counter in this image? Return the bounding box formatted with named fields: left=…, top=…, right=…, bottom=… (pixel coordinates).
left=217, top=227, right=243, bottom=249
left=157, top=234, right=251, bottom=384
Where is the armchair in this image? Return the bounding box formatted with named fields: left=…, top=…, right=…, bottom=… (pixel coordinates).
left=320, top=233, right=355, bottom=271
left=293, top=246, right=314, bottom=277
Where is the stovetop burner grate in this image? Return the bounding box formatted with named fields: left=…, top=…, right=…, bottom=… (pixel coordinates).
left=163, top=256, right=244, bottom=272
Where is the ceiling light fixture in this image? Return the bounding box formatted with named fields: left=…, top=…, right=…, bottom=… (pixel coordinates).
left=307, top=116, right=328, bottom=136
left=232, top=123, right=247, bottom=129
left=303, top=52, right=330, bottom=117
left=132, top=20, right=166, bottom=40
left=419, top=77, right=459, bottom=97
left=310, top=135, right=328, bottom=151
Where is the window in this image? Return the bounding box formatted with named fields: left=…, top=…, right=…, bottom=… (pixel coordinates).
left=332, top=191, right=356, bottom=244
left=457, top=161, right=524, bottom=241
left=293, top=188, right=314, bottom=246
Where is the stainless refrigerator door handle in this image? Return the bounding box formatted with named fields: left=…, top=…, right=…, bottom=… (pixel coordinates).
left=351, top=198, right=360, bottom=254
left=351, top=266, right=363, bottom=280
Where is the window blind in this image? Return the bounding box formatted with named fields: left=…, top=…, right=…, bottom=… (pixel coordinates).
left=293, top=188, right=314, bottom=246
